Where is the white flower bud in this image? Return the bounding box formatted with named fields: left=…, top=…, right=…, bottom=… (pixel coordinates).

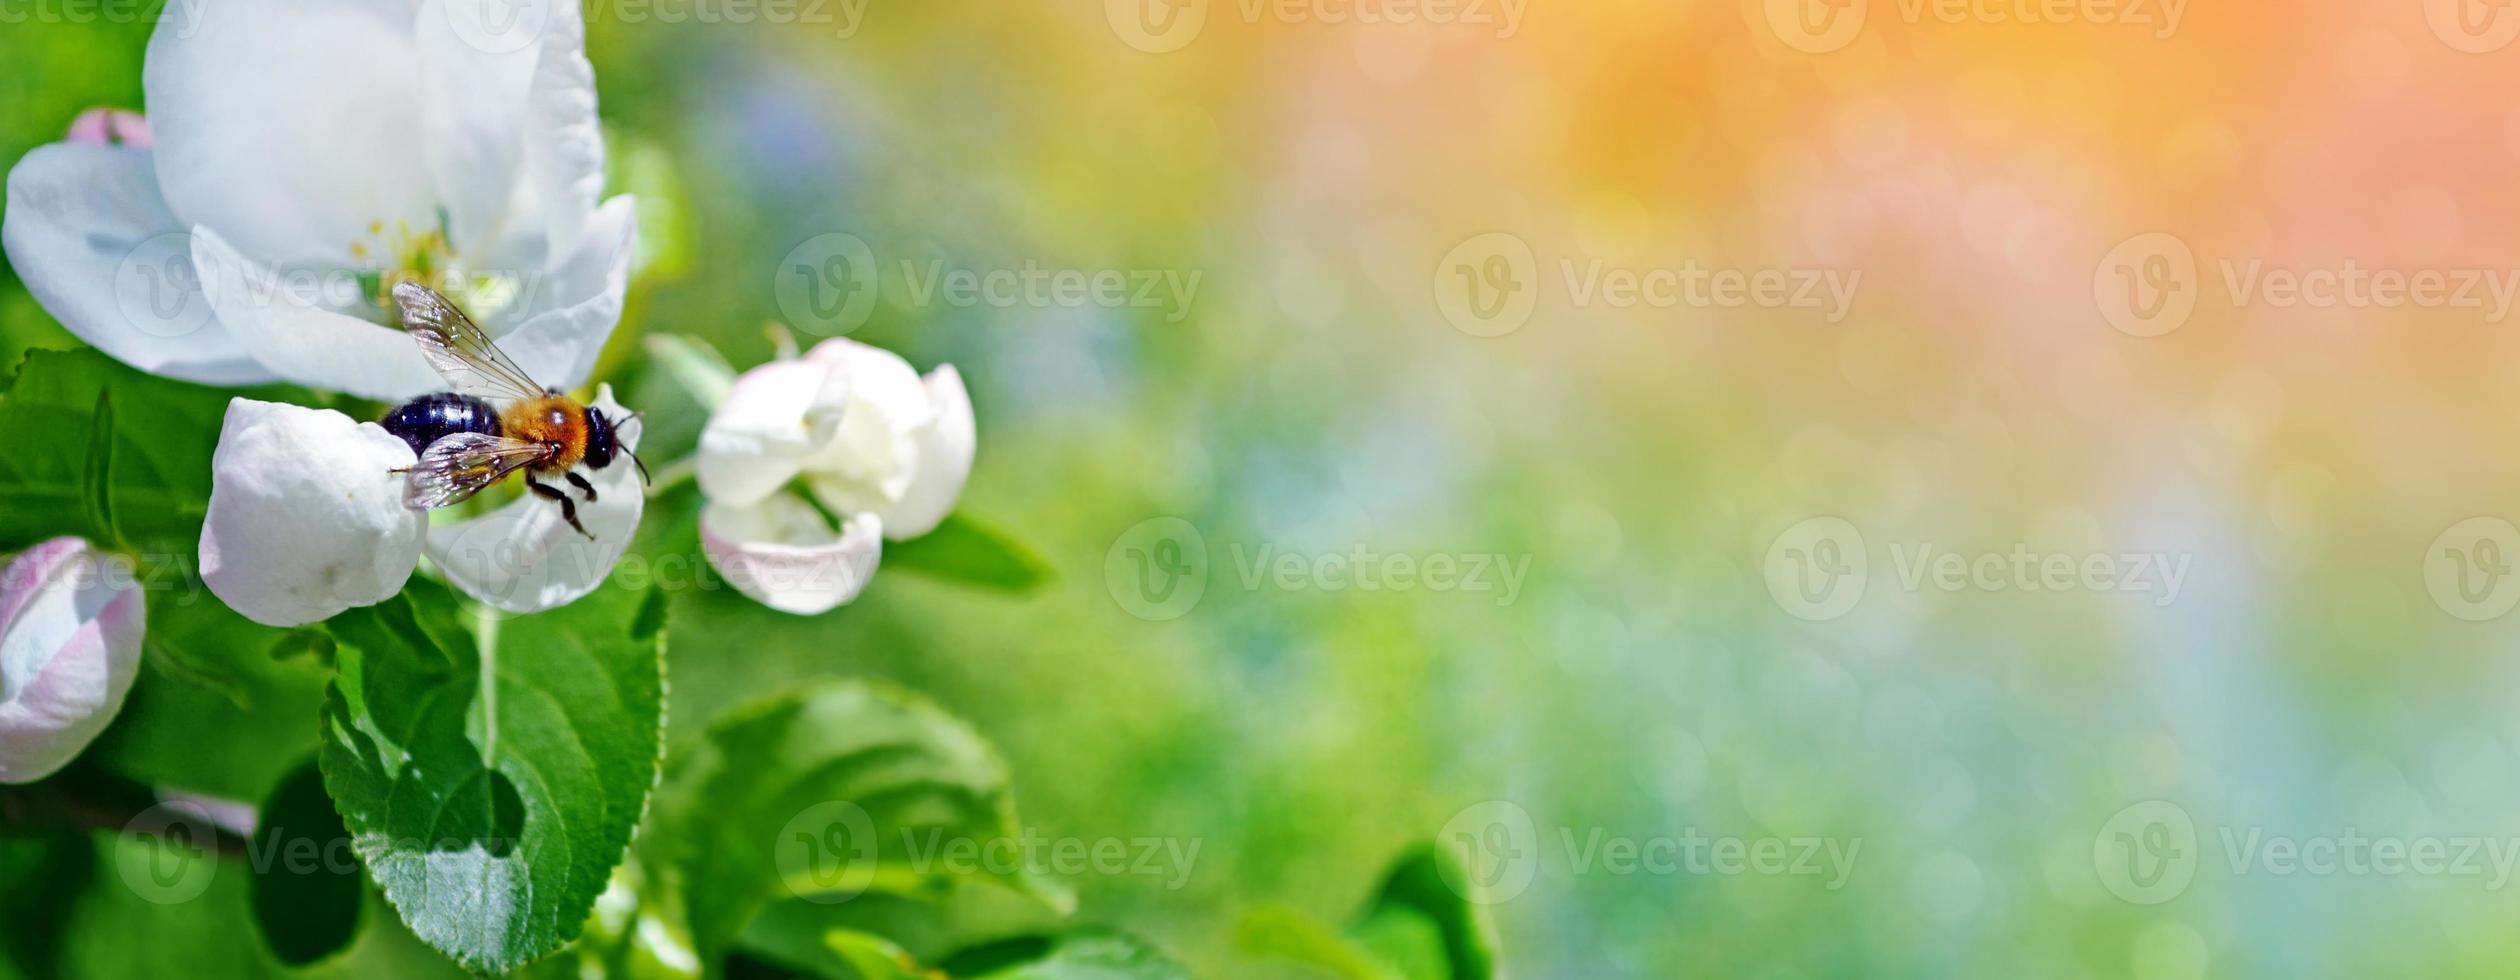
left=692, top=339, right=974, bottom=614
left=200, top=399, right=425, bottom=627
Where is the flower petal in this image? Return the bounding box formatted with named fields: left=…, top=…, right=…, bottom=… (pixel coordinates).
left=879, top=365, right=976, bottom=539
left=424, top=386, right=643, bottom=613
left=697, top=359, right=849, bottom=508
left=145, top=0, right=437, bottom=265
left=487, top=194, right=636, bottom=392
left=66, top=108, right=150, bottom=147
left=701, top=495, right=881, bottom=615
left=201, top=400, right=425, bottom=628
left=1, top=143, right=269, bottom=384
left=798, top=339, right=937, bottom=516
left=189, top=224, right=450, bottom=400
left=414, top=0, right=539, bottom=254
left=0, top=537, right=144, bottom=784
left=513, top=0, right=607, bottom=253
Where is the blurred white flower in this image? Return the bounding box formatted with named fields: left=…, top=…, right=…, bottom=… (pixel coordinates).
left=695, top=339, right=974, bottom=614
left=0, top=537, right=144, bottom=784
left=201, top=390, right=643, bottom=626
left=1, top=0, right=633, bottom=400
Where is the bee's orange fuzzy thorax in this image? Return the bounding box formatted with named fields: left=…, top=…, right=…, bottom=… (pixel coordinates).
left=502, top=395, right=589, bottom=471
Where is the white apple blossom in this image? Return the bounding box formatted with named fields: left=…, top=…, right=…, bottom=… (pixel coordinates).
left=0, top=537, right=145, bottom=784
left=1, top=0, right=633, bottom=400
left=201, top=389, right=643, bottom=625
left=694, top=339, right=974, bottom=614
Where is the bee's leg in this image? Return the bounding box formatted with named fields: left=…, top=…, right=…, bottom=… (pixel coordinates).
left=526, top=475, right=595, bottom=540
left=565, top=471, right=599, bottom=503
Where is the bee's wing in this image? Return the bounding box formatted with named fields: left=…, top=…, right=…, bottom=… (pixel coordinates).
left=391, top=281, right=547, bottom=402
left=403, top=432, right=548, bottom=510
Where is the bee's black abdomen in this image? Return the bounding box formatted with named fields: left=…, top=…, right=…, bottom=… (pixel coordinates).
left=380, top=393, right=502, bottom=456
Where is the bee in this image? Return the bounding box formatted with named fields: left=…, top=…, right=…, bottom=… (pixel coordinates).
left=379, top=281, right=645, bottom=539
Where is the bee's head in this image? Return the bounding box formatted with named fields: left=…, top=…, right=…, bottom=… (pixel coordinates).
left=583, top=405, right=619, bottom=470
left=582, top=406, right=652, bottom=486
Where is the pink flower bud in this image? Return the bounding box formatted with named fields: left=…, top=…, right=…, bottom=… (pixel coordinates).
left=64, top=108, right=150, bottom=147
left=0, top=537, right=144, bottom=784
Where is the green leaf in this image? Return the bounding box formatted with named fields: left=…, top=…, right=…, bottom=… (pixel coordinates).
left=90, top=592, right=333, bottom=800
left=820, top=930, right=926, bottom=980
left=319, top=578, right=667, bottom=974
left=81, top=389, right=120, bottom=549
left=518, top=855, right=701, bottom=980
left=56, top=834, right=474, bottom=980
left=661, top=680, right=1071, bottom=965
left=778, top=928, right=1192, bottom=980
left=1347, top=845, right=1495, bottom=980
left=1237, top=909, right=1390, bottom=979
left=936, top=930, right=1195, bottom=980
left=250, top=759, right=365, bottom=966
left=0, top=347, right=314, bottom=554
left=0, top=832, right=92, bottom=980
left=1237, top=844, right=1500, bottom=980
left=886, top=513, right=1053, bottom=593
